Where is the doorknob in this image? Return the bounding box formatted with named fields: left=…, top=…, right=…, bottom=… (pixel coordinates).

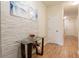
left=56, top=30, right=58, bottom=32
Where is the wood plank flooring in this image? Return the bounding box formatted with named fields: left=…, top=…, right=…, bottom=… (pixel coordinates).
left=32, top=36, right=78, bottom=58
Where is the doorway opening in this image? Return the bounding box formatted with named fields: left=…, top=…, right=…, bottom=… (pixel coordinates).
left=64, top=4, right=78, bottom=57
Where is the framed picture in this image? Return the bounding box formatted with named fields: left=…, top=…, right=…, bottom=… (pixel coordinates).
left=10, top=1, right=38, bottom=20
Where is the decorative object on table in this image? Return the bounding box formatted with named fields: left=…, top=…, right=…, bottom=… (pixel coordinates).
left=10, top=1, right=38, bottom=20
left=28, top=34, right=36, bottom=42
left=29, top=34, right=35, bottom=38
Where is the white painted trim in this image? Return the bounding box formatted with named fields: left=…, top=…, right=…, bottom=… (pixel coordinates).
left=77, top=50, right=79, bottom=55
left=44, top=41, right=48, bottom=46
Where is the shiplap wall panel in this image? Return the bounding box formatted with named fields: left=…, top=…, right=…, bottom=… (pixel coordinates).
left=1, top=2, right=38, bottom=58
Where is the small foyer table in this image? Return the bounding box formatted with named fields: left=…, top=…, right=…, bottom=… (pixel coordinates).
left=20, top=36, right=44, bottom=58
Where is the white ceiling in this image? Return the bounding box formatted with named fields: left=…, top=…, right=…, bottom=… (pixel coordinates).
left=42, top=1, right=68, bottom=6
left=42, top=1, right=78, bottom=17
left=64, top=5, right=78, bottom=17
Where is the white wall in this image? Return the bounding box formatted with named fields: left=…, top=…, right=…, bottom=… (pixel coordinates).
left=38, top=5, right=48, bottom=45
left=64, top=18, right=77, bottom=37
left=1, top=1, right=47, bottom=58
left=47, top=5, right=64, bottom=45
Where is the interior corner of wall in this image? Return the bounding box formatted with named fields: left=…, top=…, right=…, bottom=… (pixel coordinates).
left=54, top=41, right=64, bottom=46
left=44, top=38, right=48, bottom=46
left=44, top=40, right=48, bottom=46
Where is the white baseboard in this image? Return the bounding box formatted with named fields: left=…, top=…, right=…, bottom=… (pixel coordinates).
left=77, top=50, right=79, bottom=55
left=44, top=41, right=48, bottom=46
left=55, top=42, right=64, bottom=46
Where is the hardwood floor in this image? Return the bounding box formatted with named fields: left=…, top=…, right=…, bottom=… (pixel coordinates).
left=32, top=36, right=78, bottom=58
